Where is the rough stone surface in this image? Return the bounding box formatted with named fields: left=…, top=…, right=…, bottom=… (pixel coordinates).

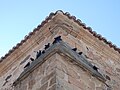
left=0, top=12, right=120, bottom=90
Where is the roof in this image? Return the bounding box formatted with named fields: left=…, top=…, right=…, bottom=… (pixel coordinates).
left=0, top=10, right=120, bottom=62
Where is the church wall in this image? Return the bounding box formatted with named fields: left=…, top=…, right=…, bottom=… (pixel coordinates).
left=55, top=53, right=108, bottom=90
left=0, top=12, right=120, bottom=90
left=14, top=53, right=58, bottom=90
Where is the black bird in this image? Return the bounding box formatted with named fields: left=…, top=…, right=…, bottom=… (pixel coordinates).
left=78, top=52, right=82, bottom=55
left=30, top=58, right=34, bottom=61
left=106, top=75, right=111, bottom=80
left=44, top=43, right=50, bottom=50
left=24, top=62, right=30, bottom=69
left=93, top=65, right=98, bottom=71
left=3, top=81, right=8, bottom=86
left=72, top=48, right=77, bottom=51
left=5, top=75, right=12, bottom=81
left=36, top=50, right=42, bottom=59
left=42, top=50, right=45, bottom=54
left=52, top=36, right=62, bottom=44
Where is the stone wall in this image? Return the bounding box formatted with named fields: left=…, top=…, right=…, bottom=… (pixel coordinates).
left=14, top=53, right=58, bottom=90
left=0, top=12, right=120, bottom=90
left=13, top=52, right=110, bottom=90
left=55, top=53, right=107, bottom=90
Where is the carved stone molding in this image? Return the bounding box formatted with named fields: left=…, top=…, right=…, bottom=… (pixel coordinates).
left=13, top=41, right=106, bottom=86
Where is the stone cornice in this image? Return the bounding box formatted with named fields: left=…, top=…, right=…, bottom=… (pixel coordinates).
left=1, top=10, right=120, bottom=78
left=1, top=16, right=120, bottom=77
left=13, top=41, right=106, bottom=86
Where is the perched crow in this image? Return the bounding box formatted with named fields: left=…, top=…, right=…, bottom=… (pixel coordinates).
left=106, top=75, right=111, bottom=80
left=42, top=50, right=45, bottom=54
left=2, top=81, right=8, bottom=86
left=78, top=52, right=82, bottom=55
left=36, top=50, right=42, bottom=59
left=24, top=62, right=30, bottom=69
left=72, top=48, right=77, bottom=51
left=52, top=36, right=62, bottom=44
left=44, top=43, right=50, bottom=50
left=5, top=75, right=12, bottom=81
left=93, top=65, right=98, bottom=71
left=30, top=58, right=34, bottom=61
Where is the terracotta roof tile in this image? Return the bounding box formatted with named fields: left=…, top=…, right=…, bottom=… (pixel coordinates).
left=0, top=10, right=120, bottom=62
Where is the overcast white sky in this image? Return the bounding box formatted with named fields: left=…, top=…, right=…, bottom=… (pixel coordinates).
left=0, top=0, right=120, bottom=57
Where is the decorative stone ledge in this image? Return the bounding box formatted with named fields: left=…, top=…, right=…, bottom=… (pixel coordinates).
left=13, top=41, right=106, bottom=86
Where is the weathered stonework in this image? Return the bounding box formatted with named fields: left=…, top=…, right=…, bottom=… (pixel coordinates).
left=0, top=11, right=120, bottom=90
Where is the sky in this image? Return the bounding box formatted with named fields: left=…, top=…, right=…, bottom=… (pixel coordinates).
left=0, top=0, right=120, bottom=57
